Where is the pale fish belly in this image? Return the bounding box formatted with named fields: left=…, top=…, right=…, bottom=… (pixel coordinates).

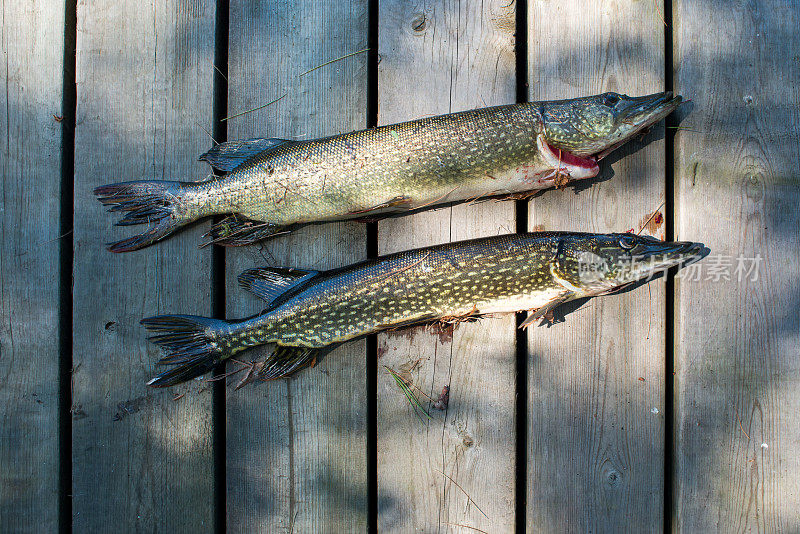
left=462, top=287, right=572, bottom=317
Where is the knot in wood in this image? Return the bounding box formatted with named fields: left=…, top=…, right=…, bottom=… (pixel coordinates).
left=603, top=467, right=622, bottom=488
left=744, top=172, right=764, bottom=201
left=411, top=14, right=427, bottom=33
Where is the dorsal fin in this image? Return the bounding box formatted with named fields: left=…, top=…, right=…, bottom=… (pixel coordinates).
left=237, top=267, right=320, bottom=307
left=199, top=138, right=295, bottom=172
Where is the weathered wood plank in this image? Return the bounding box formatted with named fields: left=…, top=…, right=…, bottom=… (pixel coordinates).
left=674, top=1, right=800, bottom=530
left=0, top=1, right=65, bottom=531
left=376, top=2, right=517, bottom=532
left=225, top=2, right=368, bottom=532
left=72, top=1, right=216, bottom=531
left=526, top=1, right=667, bottom=530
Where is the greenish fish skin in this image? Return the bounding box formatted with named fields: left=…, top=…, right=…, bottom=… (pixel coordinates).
left=142, top=232, right=704, bottom=387
left=96, top=92, right=682, bottom=251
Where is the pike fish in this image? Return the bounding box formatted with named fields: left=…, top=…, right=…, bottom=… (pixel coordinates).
left=143, top=232, right=704, bottom=387
left=96, top=92, right=682, bottom=252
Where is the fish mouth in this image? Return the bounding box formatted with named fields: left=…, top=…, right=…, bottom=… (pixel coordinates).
left=597, top=238, right=705, bottom=295
left=594, top=91, right=683, bottom=161
left=536, top=92, right=682, bottom=180
left=537, top=134, right=601, bottom=180
left=631, top=238, right=706, bottom=271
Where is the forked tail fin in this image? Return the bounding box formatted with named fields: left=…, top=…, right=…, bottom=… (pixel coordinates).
left=141, top=315, right=231, bottom=387
left=142, top=264, right=330, bottom=387
left=94, top=180, right=197, bottom=252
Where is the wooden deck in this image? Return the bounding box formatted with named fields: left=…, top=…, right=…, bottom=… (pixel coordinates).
left=2, top=0, right=798, bottom=532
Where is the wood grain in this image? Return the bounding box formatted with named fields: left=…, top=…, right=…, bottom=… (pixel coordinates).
left=0, top=1, right=65, bottom=530
left=225, top=2, right=369, bottom=531
left=72, top=1, right=216, bottom=531
left=376, top=1, right=518, bottom=531
left=674, top=0, right=800, bottom=530
left=526, top=1, right=667, bottom=530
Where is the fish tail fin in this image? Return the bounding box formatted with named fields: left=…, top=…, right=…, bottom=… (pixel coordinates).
left=94, top=180, right=199, bottom=252
left=141, top=315, right=232, bottom=387
left=203, top=214, right=290, bottom=247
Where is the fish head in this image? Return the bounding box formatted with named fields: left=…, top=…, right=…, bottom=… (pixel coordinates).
left=551, top=233, right=705, bottom=295
left=536, top=92, right=683, bottom=179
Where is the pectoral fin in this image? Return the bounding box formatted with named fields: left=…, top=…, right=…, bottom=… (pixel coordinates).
left=519, top=291, right=575, bottom=329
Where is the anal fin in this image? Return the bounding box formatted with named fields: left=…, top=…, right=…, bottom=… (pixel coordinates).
left=377, top=313, right=441, bottom=332
left=203, top=215, right=290, bottom=247
left=258, top=345, right=320, bottom=380
left=348, top=195, right=413, bottom=216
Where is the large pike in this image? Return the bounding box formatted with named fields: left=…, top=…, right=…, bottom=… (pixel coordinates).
left=143, top=232, right=703, bottom=387
left=96, top=92, right=682, bottom=252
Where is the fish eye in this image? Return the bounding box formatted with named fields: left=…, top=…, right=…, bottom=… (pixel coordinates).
left=603, top=93, right=621, bottom=107
left=619, top=235, right=636, bottom=250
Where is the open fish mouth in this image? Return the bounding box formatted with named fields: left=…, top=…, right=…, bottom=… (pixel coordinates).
left=538, top=92, right=683, bottom=180
left=537, top=134, right=601, bottom=180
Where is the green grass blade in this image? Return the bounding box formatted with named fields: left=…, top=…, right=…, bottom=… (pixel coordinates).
left=384, top=366, right=431, bottom=421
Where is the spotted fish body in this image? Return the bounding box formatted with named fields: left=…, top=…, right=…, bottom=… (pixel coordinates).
left=142, top=232, right=704, bottom=387
left=197, top=106, right=588, bottom=226
left=228, top=233, right=572, bottom=349
left=96, top=92, right=682, bottom=251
